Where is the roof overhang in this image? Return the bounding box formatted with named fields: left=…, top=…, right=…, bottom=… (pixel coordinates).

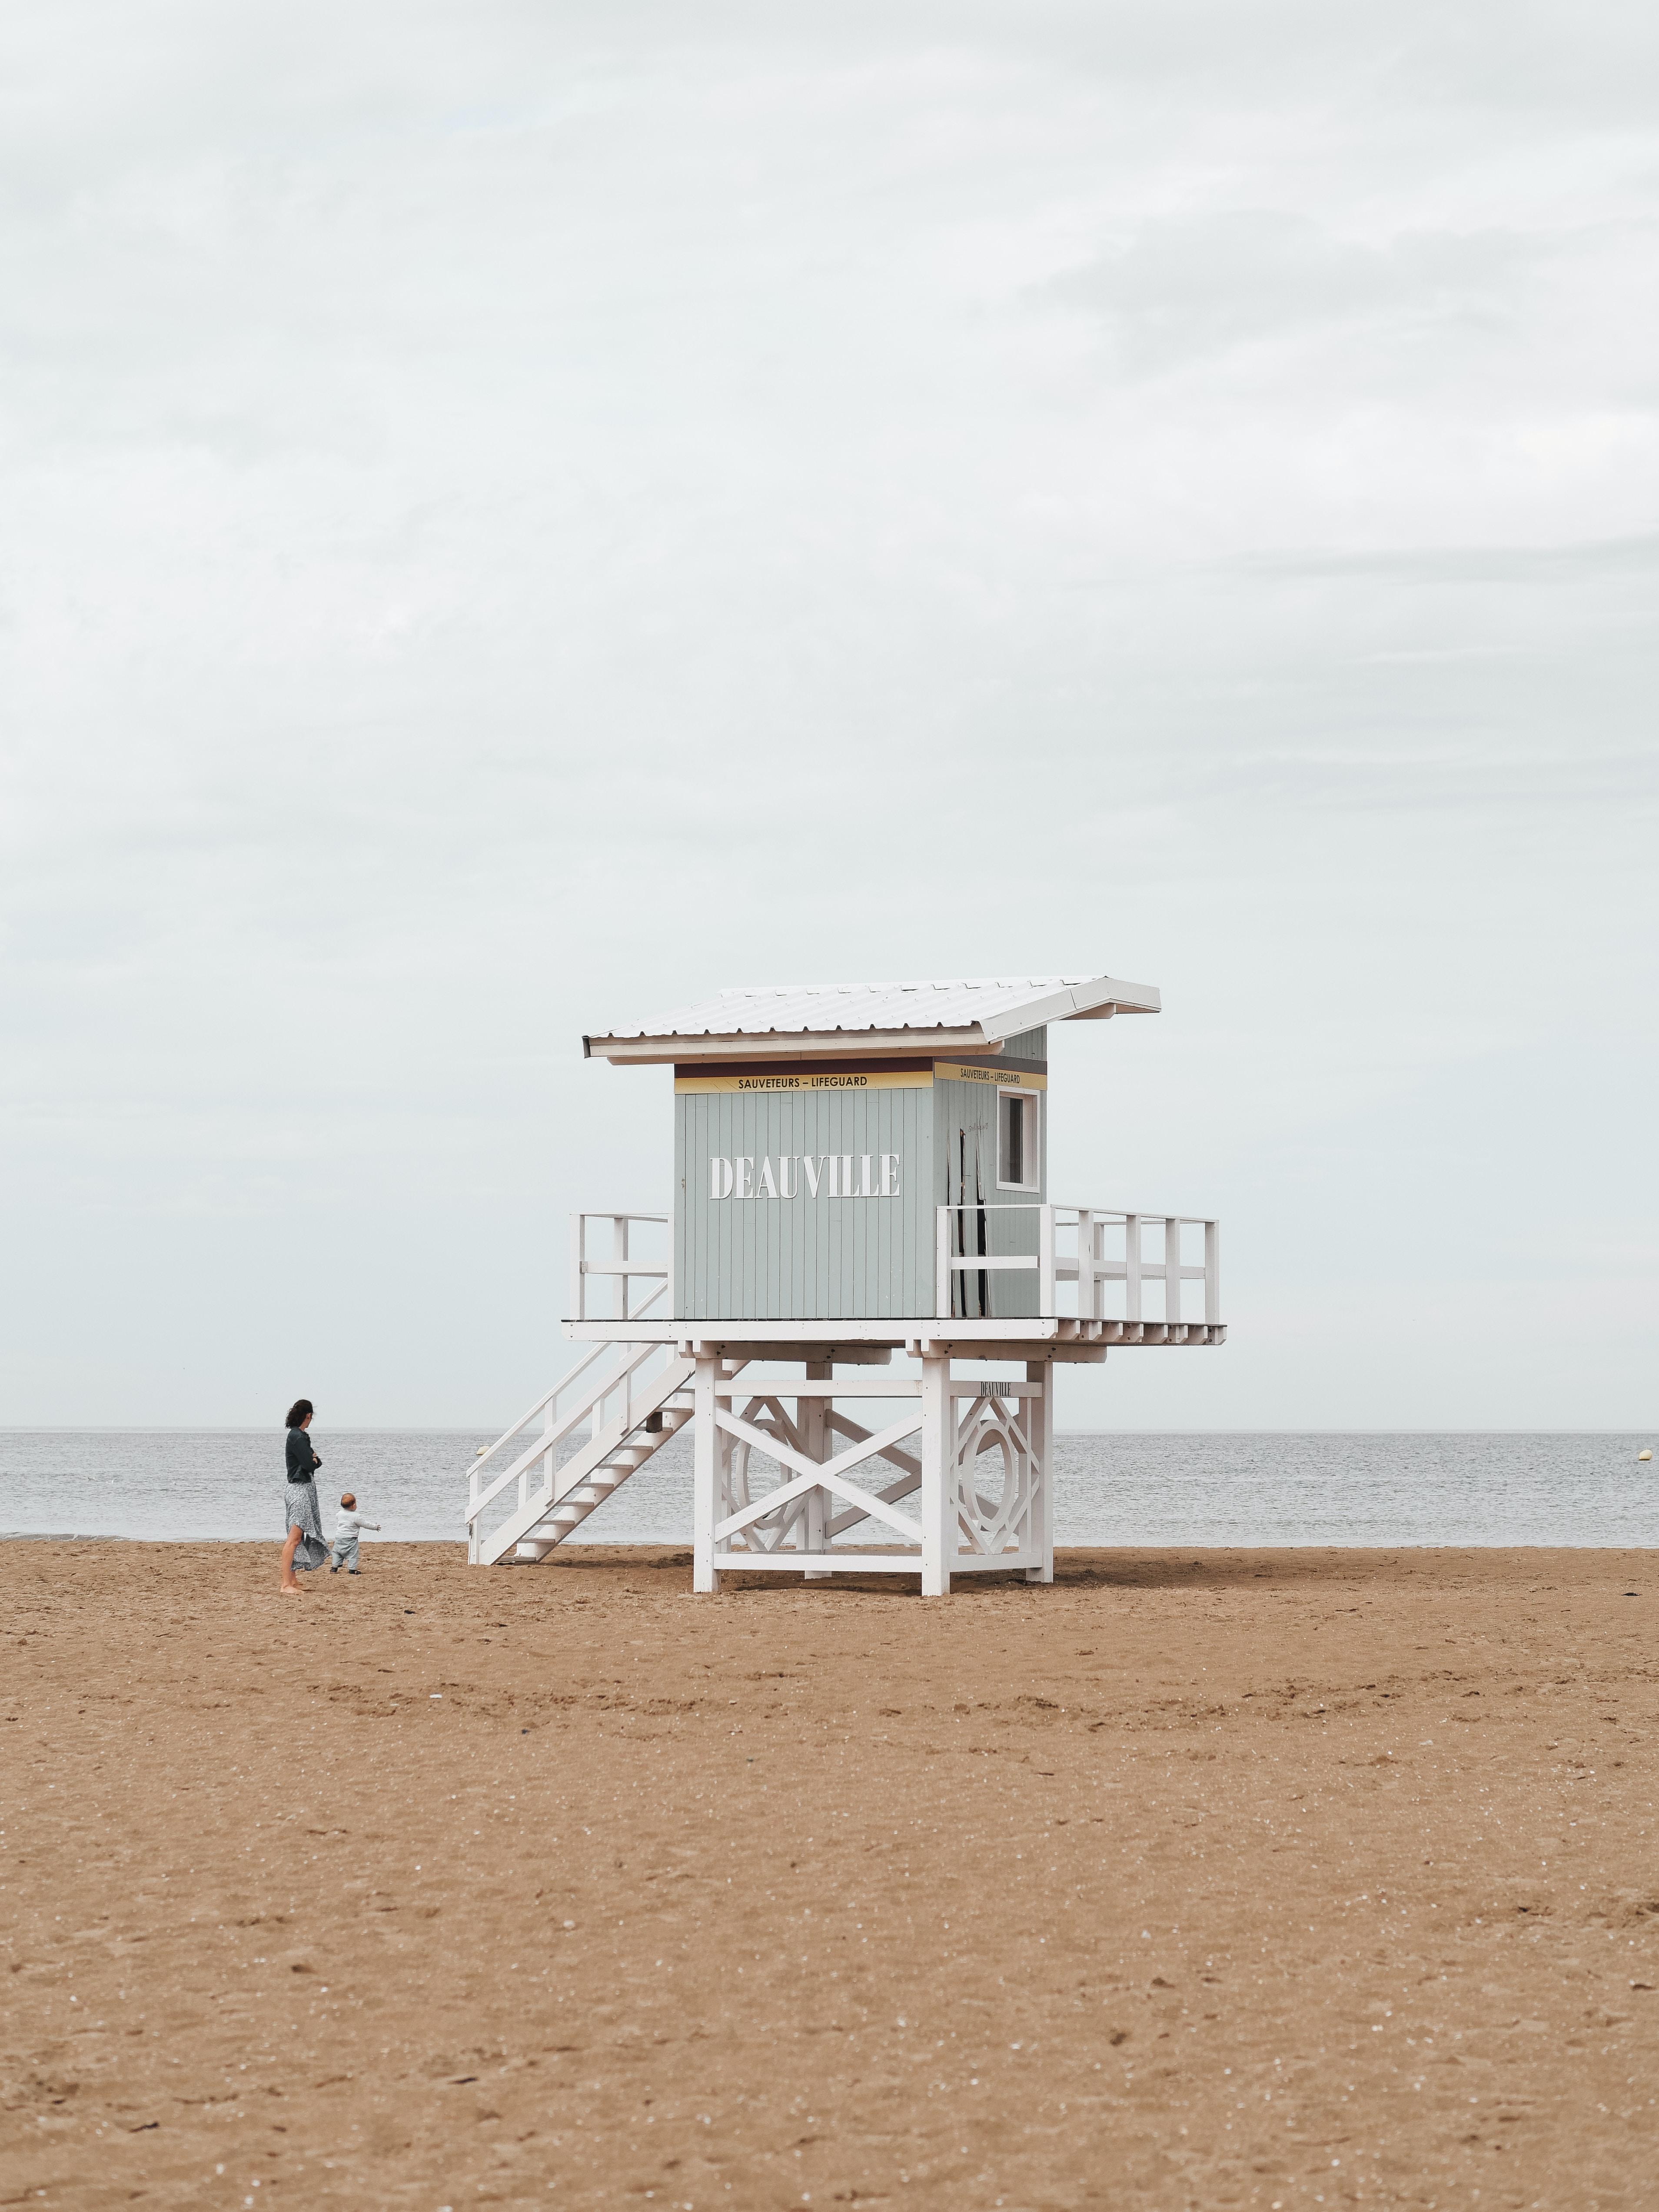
left=584, top=975, right=1160, bottom=1066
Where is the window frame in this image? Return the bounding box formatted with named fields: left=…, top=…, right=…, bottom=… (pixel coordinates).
left=995, top=1086, right=1041, bottom=1193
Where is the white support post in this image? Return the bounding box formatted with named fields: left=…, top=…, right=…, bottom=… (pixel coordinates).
left=803, top=1359, right=831, bottom=1577
left=1204, top=1218, right=1220, bottom=1327
left=1024, top=1358, right=1055, bottom=1583
left=935, top=1206, right=951, bottom=1320
left=1076, top=1209, right=1094, bottom=1321
left=692, top=1353, right=721, bottom=1594
left=1039, top=1205, right=1056, bottom=1317
left=569, top=1213, right=584, bottom=1323
left=919, top=1353, right=951, bottom=1597
left=1125, top=1214, right=1141, bottom=1324
left=613, top=1214, right=629, bottom=1323
left=1164, top=1215, right=1180, bottom=1332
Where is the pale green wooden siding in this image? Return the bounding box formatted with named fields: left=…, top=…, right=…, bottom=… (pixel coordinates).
left=932, top=1068, right=1046, bottom=1321
left=675, top=1087, right=936, bottom=1318
left=999, top=1026, right=1049, bottom=1064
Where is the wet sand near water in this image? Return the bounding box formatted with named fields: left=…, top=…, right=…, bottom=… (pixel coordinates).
left=3, top=1542, right=1657, bottom=2209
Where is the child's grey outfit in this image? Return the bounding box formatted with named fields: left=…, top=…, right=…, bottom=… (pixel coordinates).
left=330, top=1507, right=380, bottom=1573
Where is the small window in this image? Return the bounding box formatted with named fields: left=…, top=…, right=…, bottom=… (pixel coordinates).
left=997, top=1089, right=1037, bottom=1190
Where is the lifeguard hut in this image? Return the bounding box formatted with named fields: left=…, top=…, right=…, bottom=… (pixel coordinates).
left=466, top=976, right=1223, bottom=1593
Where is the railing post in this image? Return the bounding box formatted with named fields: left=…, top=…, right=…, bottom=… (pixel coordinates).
left=1204, top=1218, right=1220, bottom=1327
left=692, top=1353, right=721, bottom=1593
left=919, top=1352, right=950, bottom=1597
left=570, top=1213, right=584, bottom=1323
left=935, top=1205, right=951, bottom=1321
left=612, top=1215, right=628, bottom=1323
left=1164, top=1216, right=1180, bottom=1331
left=1038, top=1205, right=1055, bottom=1317
left=1125, top=1214, right=1141, bottom=1324
left=1076, top=1209, right=1094, bottom=1320
left=802, top=1358, right=831, bottom=1577
left=1024, top=1357, right=1055, bottom=1583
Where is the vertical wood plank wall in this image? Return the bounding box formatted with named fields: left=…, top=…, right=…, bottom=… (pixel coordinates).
left=931, top=1027, right=1047, bottom=1323
left=998, top=1028, right=1049, bottom=1061
left=672, top=1030, right=1047, bottom=1321
left=675, top=1086, right=935, bottom=1318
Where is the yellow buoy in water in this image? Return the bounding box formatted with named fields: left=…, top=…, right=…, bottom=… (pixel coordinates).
left=1641, top=1449, right=1654, bottom=1462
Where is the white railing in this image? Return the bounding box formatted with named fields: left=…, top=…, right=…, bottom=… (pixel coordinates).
left=466, top=1274, right=680, bottom=1560
left=569, top=1211, right=671, bottom=1323
left=937, top=1203, right=1220, bottom=1327
left=936, top=1202, right=1057, bottom=1318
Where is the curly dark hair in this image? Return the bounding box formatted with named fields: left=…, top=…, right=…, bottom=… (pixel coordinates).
left=285, top=1398, right=314, bottom=1429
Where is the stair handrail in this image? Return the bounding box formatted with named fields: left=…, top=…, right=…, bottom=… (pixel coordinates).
left=472, top=1349, right=723, bottom=1567
left=467, top=1281, right=669, bottom=1520
left=469, top=1277, right=667, bottom=1480
left=468, top=1333, right=685, bottom=1527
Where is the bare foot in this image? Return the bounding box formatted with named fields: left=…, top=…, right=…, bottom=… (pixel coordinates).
left=279, top=1582, right=306, bottom=1596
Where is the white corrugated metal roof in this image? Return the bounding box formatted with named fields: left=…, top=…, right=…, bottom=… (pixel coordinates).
left=585, top=974, right=1160, bottom=1061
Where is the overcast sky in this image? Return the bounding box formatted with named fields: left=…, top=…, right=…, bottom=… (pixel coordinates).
left=2, top=1, right=1656, bottom=1430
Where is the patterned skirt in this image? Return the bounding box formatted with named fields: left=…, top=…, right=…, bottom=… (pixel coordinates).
left=283, top=1482, right=329, bottom=1571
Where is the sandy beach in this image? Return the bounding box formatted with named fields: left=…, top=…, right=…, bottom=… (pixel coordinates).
left=4, top=1542, right=1657, bottom=2209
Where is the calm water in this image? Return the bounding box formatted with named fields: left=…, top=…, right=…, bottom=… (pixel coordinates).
left=1, top=1430, right=1655, bottom=1547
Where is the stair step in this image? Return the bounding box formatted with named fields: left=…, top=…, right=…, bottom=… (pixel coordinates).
left=475, top=1350, right=749, bottom=1564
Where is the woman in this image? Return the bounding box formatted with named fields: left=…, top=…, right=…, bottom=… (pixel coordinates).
left=280, top=1398, right=329, bottom=1594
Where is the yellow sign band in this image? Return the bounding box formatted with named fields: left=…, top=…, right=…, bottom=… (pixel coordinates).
left=675, top=1063, right=1046, bottom=1094
left=932, top=1062, right=1047, bottom=1090
left=674, top=1069, right=934, bottom=1094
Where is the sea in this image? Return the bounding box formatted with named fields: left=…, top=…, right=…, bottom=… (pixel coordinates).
left=1, top=1430, right=1655, bottom=1547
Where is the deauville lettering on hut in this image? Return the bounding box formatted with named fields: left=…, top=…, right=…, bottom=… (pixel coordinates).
left=709, top=1153, right=901, bottom=1200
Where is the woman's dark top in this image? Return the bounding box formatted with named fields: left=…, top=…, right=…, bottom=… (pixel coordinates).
left=286, top=1426, right=320, bottom=1485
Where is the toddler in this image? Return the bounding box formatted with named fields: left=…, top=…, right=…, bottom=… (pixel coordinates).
left=329, top=1492, right=381, bottom=1575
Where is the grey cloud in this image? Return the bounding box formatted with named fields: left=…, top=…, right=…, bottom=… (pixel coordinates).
left=1049, top=213, right=1546, bottom=379
left=1226, top=529, right=1659, bottom=584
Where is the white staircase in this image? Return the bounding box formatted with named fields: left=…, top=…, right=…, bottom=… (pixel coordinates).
left=467, top=1331, right=747, bottom=1566
left=507, top=1356, right=694, bottom=1562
